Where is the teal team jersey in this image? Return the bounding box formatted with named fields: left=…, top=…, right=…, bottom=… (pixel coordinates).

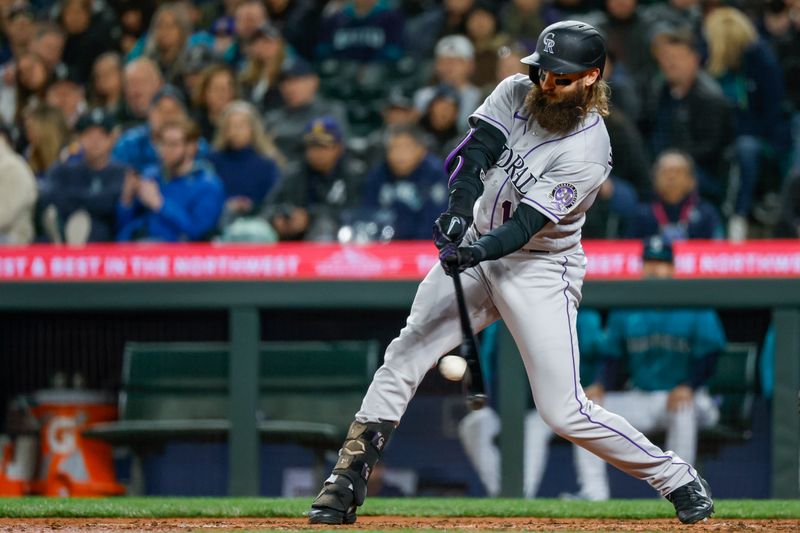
left=603, top=309, right=727, bottom=391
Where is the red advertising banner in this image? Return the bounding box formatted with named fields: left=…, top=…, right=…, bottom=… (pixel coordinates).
left=0, top=241, right=799, bottom=282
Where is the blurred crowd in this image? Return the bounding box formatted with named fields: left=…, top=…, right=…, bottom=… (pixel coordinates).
left=0, top=0, right=798, bottom=246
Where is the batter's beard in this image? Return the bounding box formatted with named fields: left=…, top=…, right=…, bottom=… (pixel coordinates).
left=524, top=84, right=589, bottom=136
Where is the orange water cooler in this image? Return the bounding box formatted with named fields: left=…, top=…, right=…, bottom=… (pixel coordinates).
left=30, top=389, right=125, bottom=497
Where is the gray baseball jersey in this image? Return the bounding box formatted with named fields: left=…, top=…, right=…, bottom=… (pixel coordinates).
left=354, top=73, right=700, bottom=499
left=471, top=73, right=612, bottom=254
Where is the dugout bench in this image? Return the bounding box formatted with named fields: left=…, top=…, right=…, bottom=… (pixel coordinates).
left=84, top=340, right=379, bottom=494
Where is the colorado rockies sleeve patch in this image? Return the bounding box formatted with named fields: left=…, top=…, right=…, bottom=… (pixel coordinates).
left=548, top=183, right=578, bottom=211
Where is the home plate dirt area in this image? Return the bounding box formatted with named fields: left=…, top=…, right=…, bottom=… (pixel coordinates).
left=1, top=517, right=799, bottom=532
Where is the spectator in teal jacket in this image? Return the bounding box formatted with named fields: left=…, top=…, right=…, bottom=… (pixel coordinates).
left=116, top=118, right=223, bottom=242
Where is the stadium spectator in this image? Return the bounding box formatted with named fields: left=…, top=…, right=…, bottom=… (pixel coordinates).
left=181, top=44, right=216, bottom=105
left=464, top=1, right=510, bottom=90
left=45, top=64, right=86, bottom=129
left=37, top=108, right=125, bottom=243
left=603, top=51, right=641, bottom=126
left=643, top=0, right=704, bottom=44
left=581, top=175, right=639, bottom=239
left=120, top=58, right=164, bottom=128
left=494, top=42, right=529, bottom=86
left=22, top=102, right=69, bottom=179
left=29, top=22, right=66, bottom=74
left=315, top=0, right=405, bottom=63
left=269, top=116, right=363, bottom=241
left=263, top=57, right=349, bottom=177
left=762, top=0, right=800, bottom=180
left=419, top=84, right=463, bottom=160
left=114, top=0, right=154, bottom=56
left=361, top=89, right=420, bottom=168
left=0, top=125, right=36, bottom=244
left=644, top=27, right=733, bottom=209
left=89, top=52, right=124, bottom=121
left=238, top=22, right=286, bottom=114
left=580, top=0, right=656, bottom=96
left=572, top=236, right=725, bottom=500
left=362, top=123, right=448, bottom=240
left=264, top=0, right=319, bottom=61
left=112, top=84, right=210, bottom=175
left=192, top=63, right=237, bottom=140
left=8, top=51, right=48, bottom=128
left=225, top=0, right=269, bottom=67
left=626, top=151, right=722, bottom=241
left=132, top=2, right=196, bottom=86
left=500, top=0, right=549, bottom=51
left=704, top=7, right=791, bottom=241
left=58, top=0, right=116, bottom=84
left=604, top=107, right=651, bottom=199
left=402, top=0, right=475, bottom=61
left=414, top=35, right=481, bottom=131
left=2, top=1, right=36, bottom=66
left=209, top=100, right=282, bottom=223
left=116, top=118, right=223, bottom=242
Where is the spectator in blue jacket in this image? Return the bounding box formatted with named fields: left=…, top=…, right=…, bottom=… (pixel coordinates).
left=116, top=118, right=224, bottom=242
left=112, top=84, right=210, bottom=174
left=38, top=108, right=126, bottom=243
left=315, top=0, right=405, bottom=63
left=626, top=151, right=722, bottom=241
left=362, top=124, right=448, bottom=240
left=209, top=100, right=282, bottom=221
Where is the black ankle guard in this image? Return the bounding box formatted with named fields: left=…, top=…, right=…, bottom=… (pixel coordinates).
left=331, top=420, right=396, bottom=505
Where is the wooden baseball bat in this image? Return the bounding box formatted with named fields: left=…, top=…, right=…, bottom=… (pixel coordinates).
left=451, top=269, right=488, bottom=410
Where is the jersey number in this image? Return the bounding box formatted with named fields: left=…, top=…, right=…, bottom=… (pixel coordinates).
left=501, top=201, right=513, bottom=223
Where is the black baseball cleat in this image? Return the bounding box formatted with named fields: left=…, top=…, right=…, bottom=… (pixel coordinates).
left=308, top=475, right=358, bottom=525
left=307, top=505, right=357, bottom=525
left=666, top=477, right=715, bottom=524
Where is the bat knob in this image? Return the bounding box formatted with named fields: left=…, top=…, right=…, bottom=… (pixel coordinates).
left=467, top=394, right=488, bottom=411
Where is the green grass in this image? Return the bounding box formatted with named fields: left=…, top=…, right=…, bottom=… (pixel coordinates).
left=0, top=497, right=798, bottom=520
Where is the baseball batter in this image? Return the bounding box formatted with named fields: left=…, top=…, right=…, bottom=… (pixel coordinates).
left=309, top=21, right=714, bottom=525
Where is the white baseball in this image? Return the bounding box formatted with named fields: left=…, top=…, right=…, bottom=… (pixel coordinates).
left=438, top=355, right=468, bottom=381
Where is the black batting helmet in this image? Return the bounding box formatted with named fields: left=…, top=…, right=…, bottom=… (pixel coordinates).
left=521, top=20, right=606, bottom=83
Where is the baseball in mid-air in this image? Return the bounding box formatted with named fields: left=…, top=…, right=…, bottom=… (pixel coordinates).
left=438, top=355, right=468, bottom=381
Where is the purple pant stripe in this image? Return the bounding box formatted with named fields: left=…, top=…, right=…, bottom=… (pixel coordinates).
left=559, top=256, right=697, bottom=483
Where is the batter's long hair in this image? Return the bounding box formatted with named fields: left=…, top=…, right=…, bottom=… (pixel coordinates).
left=587, top=78, right=610, bottom=117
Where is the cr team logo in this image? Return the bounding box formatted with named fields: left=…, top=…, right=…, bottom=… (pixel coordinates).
left=549, top=183, right=578, bottom=211
left=543, top=33, right=556, bottom=54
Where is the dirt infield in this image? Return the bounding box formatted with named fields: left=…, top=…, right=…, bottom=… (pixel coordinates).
left=1, top=516, right=798, bottom=532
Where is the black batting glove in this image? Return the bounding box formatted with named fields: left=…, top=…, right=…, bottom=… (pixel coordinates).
left=433, top=212, right=471, bottom=250
left=441, top=244, right=486, bottom=276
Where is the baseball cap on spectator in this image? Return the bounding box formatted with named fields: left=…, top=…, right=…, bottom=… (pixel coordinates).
left=7, top=1, right=34, bottom=21
left=303, top=116, right=343, bottom=146
left=649, top=22, right=697, bottom=51
left=211, top=16, right=234, bottom=36
left=249, top=21, right=281, bottom=43
left=76, top=107, right=116, bottom=133
left=279, top=57, right=315, bottom=81
left=429, top=84, right=460, bottom=107
left=435, top=35, right=474, bottom=60
left=185, top=45, right=216, bottom=74
left=384, top=89, right=414, bottom=110
left=642, top=235, right=674, bottom=263
left=150, top=84, right=187, bottom=110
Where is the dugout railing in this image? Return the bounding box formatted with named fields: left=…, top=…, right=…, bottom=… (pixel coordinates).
left=0, top=278, right=797, bottom=498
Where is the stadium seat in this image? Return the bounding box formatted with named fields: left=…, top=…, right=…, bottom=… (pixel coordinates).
left=701, top=341, right=758, bottom=444
left=83, top=340, right=379, bottom=494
